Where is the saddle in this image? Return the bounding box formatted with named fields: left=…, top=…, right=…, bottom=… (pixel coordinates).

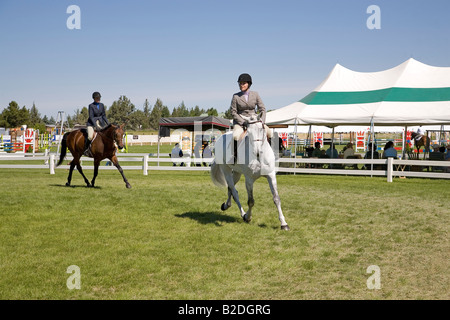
left=81, top=124, right=111, bottom=157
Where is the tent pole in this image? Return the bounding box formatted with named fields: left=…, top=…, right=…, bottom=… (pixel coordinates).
left=331, top=127, right=335, bottom=168
left=330, top=127, right=334, bottom=159
left=294, top=119, right=298, bottom=156
left=294, top=119, right=298, bottom=174
left=331, top=127, right=335, bottom=151
left=403, top=126, right=407, bottom=159
left=370, top=119, right=374, bottom=175
left=307, top=125, right=312, bottom=149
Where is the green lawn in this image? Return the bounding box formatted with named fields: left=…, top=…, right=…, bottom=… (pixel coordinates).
left=0, top=169, right=448, bottom=299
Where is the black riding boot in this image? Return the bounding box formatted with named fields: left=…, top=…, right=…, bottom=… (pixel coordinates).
left=233, top=139, right=238, bottom=164
left=83, top=137, right=91, bottom=156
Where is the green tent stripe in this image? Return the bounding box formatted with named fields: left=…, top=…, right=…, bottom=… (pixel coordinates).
left=300, top=87, right=450, bottom=105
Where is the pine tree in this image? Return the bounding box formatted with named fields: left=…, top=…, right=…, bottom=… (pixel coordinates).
left=161, top=106, right=171, bottom=117
left=190, top=105, right=204, bottom=116
left=0, top=101, right=30, bottom=127
left=224, top=107, right=233, bottom=119
left=142, top=99, right=152, bottom=129
left=206, top=107, right=218, bottom=116
left=29, top=102, right=41, bottom=124
left=172, top=101, right=189, bottom=117
left=42, top=115, right=49, bottom=124
left=149, top=98, right=164, bottom=130
left=108, top=96, right=135, bottom=128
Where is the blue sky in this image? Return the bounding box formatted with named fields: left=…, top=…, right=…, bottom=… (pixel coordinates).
left=1, top=0, right=450, bottom=118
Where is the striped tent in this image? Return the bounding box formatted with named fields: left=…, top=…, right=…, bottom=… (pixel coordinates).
left=266, top=58, right=450, bottom=127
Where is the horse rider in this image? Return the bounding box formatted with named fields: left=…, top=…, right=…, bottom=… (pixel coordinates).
left=85, top=91, right=110, bottom=154
left=415, top=126, right=425, bottom=141
left=230, top=73, right=272, bottom=160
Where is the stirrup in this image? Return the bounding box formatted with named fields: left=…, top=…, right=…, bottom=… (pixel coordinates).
left=83, top=142, right=92, bottom=157
left=83, top=148, right=91, bottom=157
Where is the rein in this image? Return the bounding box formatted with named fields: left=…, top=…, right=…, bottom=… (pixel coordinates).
left=245, top=120, right=266, bottom=143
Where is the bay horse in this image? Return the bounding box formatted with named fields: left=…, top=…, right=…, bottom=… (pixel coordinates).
left=411, top=132, right=430, bottom=155
left=210, top=117, right=289, bottom=230
left=56, top=124, right=131, bottom=188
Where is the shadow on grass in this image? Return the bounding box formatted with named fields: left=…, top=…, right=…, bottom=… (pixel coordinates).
left=175, top=211, right=239, bottom=227
left=49, top=184, right=102, bottom=189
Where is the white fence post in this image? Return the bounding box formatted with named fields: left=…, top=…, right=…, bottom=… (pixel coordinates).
left=387, top=157, right=393, bottom=183
left=49, top=154, right=55, bottom=175
left=143, top=154, right=148, bottom=176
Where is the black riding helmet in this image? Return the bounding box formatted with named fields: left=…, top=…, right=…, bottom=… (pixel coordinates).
left=92, top=92, right=101, bottom=100
left=237, top=73, right=252, bottom=86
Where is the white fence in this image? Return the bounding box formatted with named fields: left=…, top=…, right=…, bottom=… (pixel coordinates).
left=1, top=153, right=450, bottom=182
left=127, top=135, right=179, bottom=145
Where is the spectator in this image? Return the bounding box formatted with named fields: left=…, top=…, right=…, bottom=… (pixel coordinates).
left=382, top=141, right=398, bottom=159
left=343, top=142, right=355, bottom=159
left=171, top=143, right=185, bottom=166
left=364, top=143, right=380, bottom=159
left=363, top=143, right=380, bottom=170
left=326, top=144, right=338, bottom=159
left=311, top=142, right=322, bottom=158
left=364, top=142, right=380, bottom=159
left=431, top=144, right=440, bottom=153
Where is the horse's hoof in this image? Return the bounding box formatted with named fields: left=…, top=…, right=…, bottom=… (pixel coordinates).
left=281, top=225, right=290, bottom=231
left=126, top=183, right=132, bottom=189
left=221, top=203, right=229, bottom=211
left=65, top=182, right=70, bottom=187
left=243, top=215, right=251, bottom=223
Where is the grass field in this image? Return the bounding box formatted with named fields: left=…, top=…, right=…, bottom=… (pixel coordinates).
left=0, top=168, right=448, bottom=300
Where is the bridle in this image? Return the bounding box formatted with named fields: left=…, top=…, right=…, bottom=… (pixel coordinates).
left=245, top=119, right=266, bottom=144
left=99, top=125, right=123, bottom=146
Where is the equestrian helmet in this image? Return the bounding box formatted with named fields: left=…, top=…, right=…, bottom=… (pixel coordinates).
left=92, top=92, right=101, bottom=100
left=237, top=73, right=252, bottom=86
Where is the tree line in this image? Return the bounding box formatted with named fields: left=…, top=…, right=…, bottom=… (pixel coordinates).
left=0, top=96, right=232, bottom=132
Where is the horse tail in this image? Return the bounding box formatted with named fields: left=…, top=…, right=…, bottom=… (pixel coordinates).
left=56, top=132, right=70, bottom=167
left=210, top=161, right=227, bottom=188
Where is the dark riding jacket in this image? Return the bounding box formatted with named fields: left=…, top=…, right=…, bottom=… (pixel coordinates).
left=86, top=102, right=109, bottom=129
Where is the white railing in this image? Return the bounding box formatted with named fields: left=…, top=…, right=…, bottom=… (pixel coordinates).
left=1, top=153, right=450, bottom=182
